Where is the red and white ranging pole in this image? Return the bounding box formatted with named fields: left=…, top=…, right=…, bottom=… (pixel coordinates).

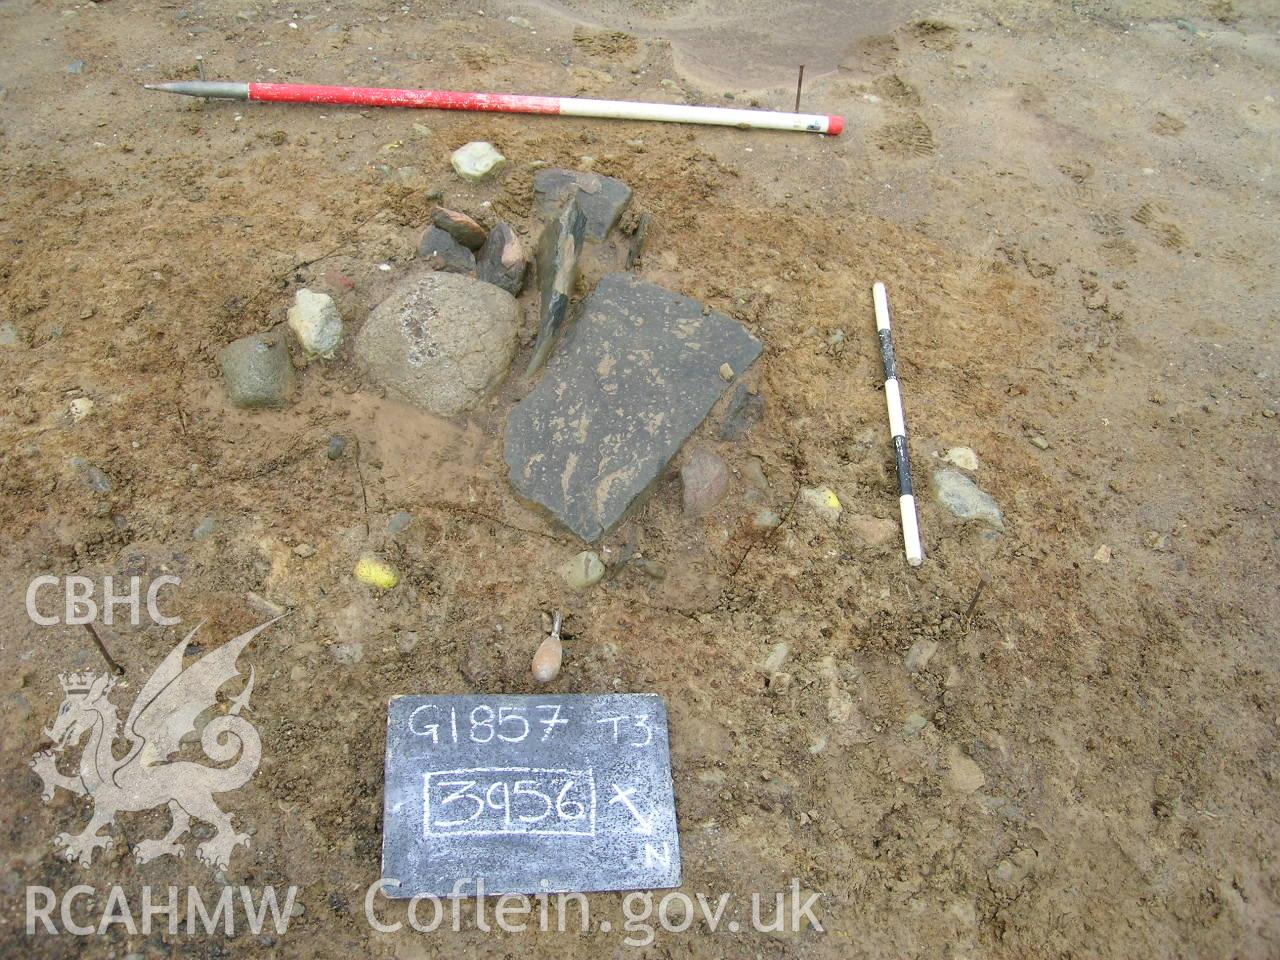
left=144, top=81, right=845, bottom=136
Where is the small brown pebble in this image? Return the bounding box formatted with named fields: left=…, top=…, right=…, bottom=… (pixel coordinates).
left=431, top=207, right=487, bottom=250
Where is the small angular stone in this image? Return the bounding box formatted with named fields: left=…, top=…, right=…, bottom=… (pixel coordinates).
left=904, top=638, right=938, bottom=672
left=681, top=449, right=729, bottom=515
left=558, top=551, right=605, bottom=590
left=719, top=385, right=764, bottom=440
left=219, top=329, right=295, bottom=408
left=801, top=486, right=842, bottom=524
left=476, top=223, right=527, bottom=296
left=742, top=456, right=769, bottom=492
left=933, top=467, right=1004, bottom=529
left=418, top=226, right=476, bottom=274
left=753, top=509, right=781, bottom=530
left=761, top=642, right=790, bottom=673
left=527, top=196, right=586, bottom=375
left=431, top=207, right=487, bottom=250
left=72, top=457, right=112, bottom=493
left=451, top=141, right=506, bottom=181
left=287, top=288, right=343, bottom=357
left=846, top=514, right=897, bottom=547
left=942, top=446, right=979, bottom=471
left=947, top=748, right=986, bottom=793
left=506, top=273, right=763, bottom=542
left=533, top=169, right=633, bottom=242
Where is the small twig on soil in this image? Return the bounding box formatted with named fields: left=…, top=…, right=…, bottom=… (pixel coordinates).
left=730, top=486, right=801, bottom=578
left=963, top=573, right=989, bottom=629
left=423, top=501, right=568, bottom=543
left=795, top=64, right=805, bottom=113
left=353, top=438, right=371, bottom=537
left=175, top=402, right=188, bottom=437
left=84, top=623, right=124, bottom=676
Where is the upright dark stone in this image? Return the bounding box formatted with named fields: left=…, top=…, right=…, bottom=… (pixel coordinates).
left=533, top=169, right=633, bottom=242
left=526, top=196, right=586, bottom=375
left=505, top=273, right=764, bottom=541
left=476, top=222, right=527, bottom=296
left=418, top=225, right=476, bottom=274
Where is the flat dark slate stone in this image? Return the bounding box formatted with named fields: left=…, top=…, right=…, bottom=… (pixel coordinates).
left=381, top=693, right=681, bottom=897
left=505, top=273, right=763, bottom=541
left=533, top=169, right=633, bottom=242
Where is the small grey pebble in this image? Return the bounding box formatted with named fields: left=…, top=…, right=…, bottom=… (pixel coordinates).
left=71, top=457, right=112, bottom=493
left=193, top=516, right=216, bottom=540
left=387, top=511, right=412, bottom=534
left=326, top=436, right=347, bottom=460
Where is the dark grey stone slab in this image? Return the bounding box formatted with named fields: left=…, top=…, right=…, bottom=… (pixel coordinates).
left=505, top=273, right=764, bottom=541
left=381, top=693, right=681, bottom=897
left=534, top=169, right=633, bottom=242
left=527, top=195, right=586, bottom=376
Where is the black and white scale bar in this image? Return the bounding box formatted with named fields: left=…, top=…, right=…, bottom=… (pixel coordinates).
left=873, top=282, right=924, bottom=567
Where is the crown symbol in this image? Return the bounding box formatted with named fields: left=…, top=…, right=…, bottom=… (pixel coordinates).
left=58, top=672, right=100, bottom=694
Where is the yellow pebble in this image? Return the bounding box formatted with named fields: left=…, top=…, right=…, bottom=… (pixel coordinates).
left=354, top=554, right=399, bottom=590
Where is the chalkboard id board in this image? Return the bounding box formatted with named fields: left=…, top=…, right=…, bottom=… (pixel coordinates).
left=381, top=693, right=682, bottom=897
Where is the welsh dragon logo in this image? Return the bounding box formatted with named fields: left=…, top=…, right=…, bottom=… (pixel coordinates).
left=29, top=619, right=276, bottom=870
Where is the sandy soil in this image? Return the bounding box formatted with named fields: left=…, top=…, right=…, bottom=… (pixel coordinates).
left=1, top=0, right=1278, bottom=957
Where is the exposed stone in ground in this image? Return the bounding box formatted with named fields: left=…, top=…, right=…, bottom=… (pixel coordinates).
left=355, top=270, right=517, bottom=417
left=505, top=273, right=762, bottom=541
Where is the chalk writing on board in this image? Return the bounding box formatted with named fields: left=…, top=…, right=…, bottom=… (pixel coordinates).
left=596, top=714, right=654, bottom=746
left=409, top=702, right=571, bottom=745
left=423, top=767, right=597, bottom=837
left=607, top=784, right=655, bottom=835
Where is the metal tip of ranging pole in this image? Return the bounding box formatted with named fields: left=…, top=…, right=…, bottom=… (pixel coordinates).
left=873, top=281, right=924, bottom=567
left=145, top=81, right=249, bottom=99
left=143, top=78, right=845, bottom=136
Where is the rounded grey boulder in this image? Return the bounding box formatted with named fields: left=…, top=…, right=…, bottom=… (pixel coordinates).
left=355, top=270, right=518, bottom=417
